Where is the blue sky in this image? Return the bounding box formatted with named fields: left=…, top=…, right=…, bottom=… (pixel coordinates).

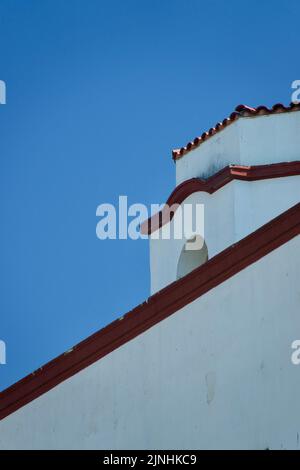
left=0, top=0, right=299, bottom=390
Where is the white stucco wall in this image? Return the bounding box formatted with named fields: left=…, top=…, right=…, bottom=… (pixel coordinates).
left=175, top=111, right=300, bottom=185
left=150, top=175, right=300, bottom=294
left=1, top=235, right=300, bottom=450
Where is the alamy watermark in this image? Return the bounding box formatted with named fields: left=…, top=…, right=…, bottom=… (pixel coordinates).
left=291, top=80, right=300, bottom=104
left=0, top=340, right=6, bottom=365
left=0, top=80, right=6, bottom=104
left=291, top=340, right=300, bottom=365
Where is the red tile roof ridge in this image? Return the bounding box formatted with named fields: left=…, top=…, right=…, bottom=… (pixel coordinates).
left=172, top=102, right=300, bottom=161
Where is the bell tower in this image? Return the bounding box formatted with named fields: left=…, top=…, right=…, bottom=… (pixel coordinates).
left=143, top=103, right=300, bottom=294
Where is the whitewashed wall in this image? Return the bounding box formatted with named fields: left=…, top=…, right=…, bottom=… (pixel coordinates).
left=1, top=235, right=300, bottom=450
left=175, top=111, right=300, bottom=184
left=150, top=175, right=300, bottom=293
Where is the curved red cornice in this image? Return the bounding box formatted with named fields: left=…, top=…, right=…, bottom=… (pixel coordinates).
left=172, top=103, right=300, bottom=160
left=1, top=202, right=300, bottom=420
left=140, top=161, right=300, bottom=235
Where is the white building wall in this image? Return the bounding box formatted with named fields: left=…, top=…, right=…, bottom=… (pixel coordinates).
left=1, top=235, right=300, bottom=450
left=175, top=111, right=300, bottom=185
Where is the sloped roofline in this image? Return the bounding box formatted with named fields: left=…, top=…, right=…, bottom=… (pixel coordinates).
left=141, top=161, right=300, bottom=235
left=172, top=103, right=300, bottom=161
left=1, top=202, right=300, bottom=420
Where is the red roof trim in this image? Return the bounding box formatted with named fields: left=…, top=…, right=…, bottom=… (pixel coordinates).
left=172, top=103, right=300, bottom=160
left=141, top=161, right=300, bottom=235
left=1, top=202, right=300, bottom=420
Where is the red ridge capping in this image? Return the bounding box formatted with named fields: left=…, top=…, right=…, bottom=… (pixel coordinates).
left=1, top=203, right=300, bottom=420
left=141, top=161, right=300, bottom=235
left=172, top=102, right=300, bottom=160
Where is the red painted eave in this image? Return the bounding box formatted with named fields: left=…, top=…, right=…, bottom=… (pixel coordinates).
left=141, top=161, right=300, bottom=235
left=1, top=202, right=300, bottom=420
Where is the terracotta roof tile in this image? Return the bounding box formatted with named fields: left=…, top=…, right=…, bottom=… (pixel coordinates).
left=172, top=102, right=300, bottom=161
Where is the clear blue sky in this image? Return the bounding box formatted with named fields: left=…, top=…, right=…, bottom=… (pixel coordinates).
left=0, top=0, right=299, bottom=390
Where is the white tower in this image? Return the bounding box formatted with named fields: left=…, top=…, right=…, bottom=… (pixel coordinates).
left=145, top=103, right=300, bottom=293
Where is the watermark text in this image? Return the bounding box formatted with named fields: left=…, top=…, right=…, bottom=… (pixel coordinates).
left=0, top=340, right=6, bottom=365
